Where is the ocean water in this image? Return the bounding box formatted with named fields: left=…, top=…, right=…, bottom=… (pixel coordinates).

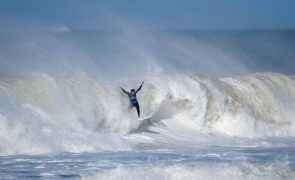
left=1, top=148, right=295, bottom=179
left=0, top=28, right=295, bottom=179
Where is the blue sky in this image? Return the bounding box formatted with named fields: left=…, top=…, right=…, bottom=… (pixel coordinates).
left=0, top=0, right=295, bottom=30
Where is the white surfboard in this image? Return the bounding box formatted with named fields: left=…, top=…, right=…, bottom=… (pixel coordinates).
left=138, top=115, right=152, bottom=121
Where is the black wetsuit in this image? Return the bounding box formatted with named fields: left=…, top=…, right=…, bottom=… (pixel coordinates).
left=121, top=84, right=142, bottom=117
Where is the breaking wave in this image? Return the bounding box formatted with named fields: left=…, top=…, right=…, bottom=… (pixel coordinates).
left=0, top=71, right=294, bottom=155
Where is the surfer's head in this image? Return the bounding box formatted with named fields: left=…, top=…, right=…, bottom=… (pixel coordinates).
left=131, top=89, right=135, bottom=95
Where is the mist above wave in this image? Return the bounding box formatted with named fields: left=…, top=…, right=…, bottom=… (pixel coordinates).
left=1, top=18, right=295, bottom=155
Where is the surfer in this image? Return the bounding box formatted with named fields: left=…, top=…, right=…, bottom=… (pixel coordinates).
left=120, top=81, right=144, bottom=118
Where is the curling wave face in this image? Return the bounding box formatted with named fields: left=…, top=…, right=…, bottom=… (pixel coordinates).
left=0, top=71, right=294, bottom=155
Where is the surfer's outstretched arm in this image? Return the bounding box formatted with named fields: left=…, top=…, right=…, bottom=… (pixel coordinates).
left=120, top=87, right=129, bottom=95
left=136, top=81, right=144, bottom=93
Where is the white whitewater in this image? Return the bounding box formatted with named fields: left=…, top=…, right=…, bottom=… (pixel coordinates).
left=0, top=71, right=294, bottom=155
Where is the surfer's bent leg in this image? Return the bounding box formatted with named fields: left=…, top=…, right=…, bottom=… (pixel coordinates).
left=134, top=103, right=140, bottom=117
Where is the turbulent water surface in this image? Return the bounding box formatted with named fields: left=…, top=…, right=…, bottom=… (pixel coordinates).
left=0, top=29, right=295, bottom=179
